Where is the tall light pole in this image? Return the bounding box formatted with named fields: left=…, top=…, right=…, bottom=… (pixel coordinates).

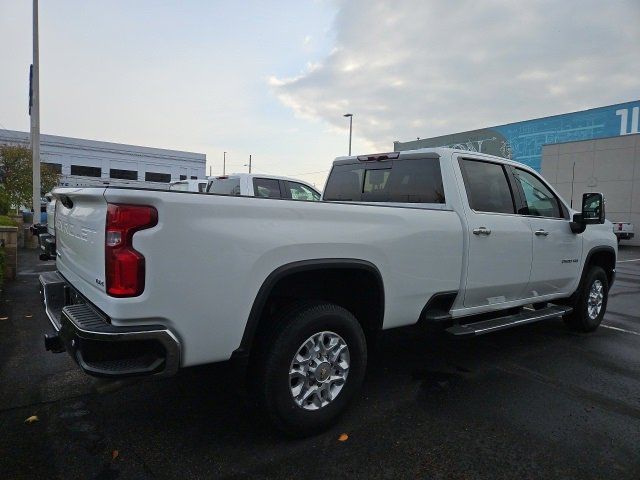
left=31, top=0, right=41, bottom=222
left=248, top=154, right=252, bottom=173
left=343, top=113, right=353, bottom=156
left=223, top=151, right=227, bottom=175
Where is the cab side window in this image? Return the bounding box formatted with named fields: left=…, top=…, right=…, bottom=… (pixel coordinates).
left=459, top=159, right=515, bottom=214
left=253, top=178, right=282, bottom=198
left=285, top=181, right=321, bottom=201
left=513, top=168, right=563, bottom=219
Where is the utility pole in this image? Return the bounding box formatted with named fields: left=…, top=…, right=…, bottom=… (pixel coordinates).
left=209, top=165, right=212, bottom=176
left=570, top=161, right=576, bottom=208
left=343, top=113, right=353, bottom=156
left=223, top=151, right=226, bottom=175
left=31, top=0, right=41, bottom=223
left=248, top=154, right=252, bottom=173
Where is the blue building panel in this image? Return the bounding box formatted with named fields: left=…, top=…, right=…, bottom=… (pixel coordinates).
left=395, top=100, right=640, bottom=171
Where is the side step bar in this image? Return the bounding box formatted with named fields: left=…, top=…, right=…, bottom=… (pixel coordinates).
left=446, top=305, right=573, bottom=337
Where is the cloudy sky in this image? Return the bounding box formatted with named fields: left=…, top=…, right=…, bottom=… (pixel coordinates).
left=1, top=0, right=639, bottom=186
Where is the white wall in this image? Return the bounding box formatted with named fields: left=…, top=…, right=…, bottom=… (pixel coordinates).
left=0, top=129, right=206, bottom=182
left=541, top=133, right=640, bottom=246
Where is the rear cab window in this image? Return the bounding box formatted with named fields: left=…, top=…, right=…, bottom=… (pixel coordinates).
left=207, top=177, right=241, bottom=195
left=323, top=156, right=445, bottom=204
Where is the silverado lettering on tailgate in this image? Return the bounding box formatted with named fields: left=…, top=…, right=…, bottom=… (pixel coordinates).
left=55, top=218, right=97, bottom=244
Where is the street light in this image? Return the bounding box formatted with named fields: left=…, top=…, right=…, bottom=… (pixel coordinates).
left=343, top=113, right=353, bottom=156
left=223, top=151, right=227, bottom=175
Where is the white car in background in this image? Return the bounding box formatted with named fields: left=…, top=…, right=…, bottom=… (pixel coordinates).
left=613, top=221, right=634, bottom=244
left=207, top=173, right=321, bottom=201
left=169, top=179, right=209, bottom=193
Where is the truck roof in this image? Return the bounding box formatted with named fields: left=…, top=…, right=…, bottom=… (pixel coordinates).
left=333, top=147, right=530, bottom=171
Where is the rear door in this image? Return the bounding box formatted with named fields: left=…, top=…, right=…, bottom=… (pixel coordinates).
left=510, top=167, right=582, bottom=297
left=458, top=158, right=533, bottom=308
left=54, top=188, right=107, bottom=294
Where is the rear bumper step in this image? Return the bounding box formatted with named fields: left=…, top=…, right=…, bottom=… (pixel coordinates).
left=39, top=271, right=180, bottom=378
left=446, top=305, right=573, bottom=337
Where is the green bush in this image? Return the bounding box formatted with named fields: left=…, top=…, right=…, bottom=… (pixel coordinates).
left=0, top=215, right=18, bottom=227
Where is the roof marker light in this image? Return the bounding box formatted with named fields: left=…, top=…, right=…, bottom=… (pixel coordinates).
left=357, top=152, right=400, bottom=162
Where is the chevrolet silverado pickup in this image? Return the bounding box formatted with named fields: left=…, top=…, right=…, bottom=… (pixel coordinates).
left=39, top=148, right=616, bottom=436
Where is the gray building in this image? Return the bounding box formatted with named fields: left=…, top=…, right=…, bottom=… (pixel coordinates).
left=0, top=129, right=206, bottom=185
left=541, top=133, right=640, bottom=246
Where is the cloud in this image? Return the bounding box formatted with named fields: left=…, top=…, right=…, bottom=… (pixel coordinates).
left=271, top=0, right=640, bottom=149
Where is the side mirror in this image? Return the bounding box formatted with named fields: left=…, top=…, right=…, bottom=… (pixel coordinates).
left=571, top=192, right=605, bottom=234
left=581, top=192, right=605, bottom=224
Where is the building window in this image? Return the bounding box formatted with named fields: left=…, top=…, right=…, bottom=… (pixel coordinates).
left=145, top=172, right=171, bottom=183
left=110, top=169, right=138, bottom=180
left=190, top=176, right=198, bottom=180
left=71, top=165, right=102, bottom=177
left=179, top=175, right=187, bottom=180
left=43, top=162, right=62, bottom=174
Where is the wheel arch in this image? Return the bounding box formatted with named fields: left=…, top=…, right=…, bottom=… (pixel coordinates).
left=233, top=259, right=385, bottom=358
left=583, top=246, right=616, bottom=288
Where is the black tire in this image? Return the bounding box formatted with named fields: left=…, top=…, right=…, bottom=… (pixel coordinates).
left=563, top=265, right=609, bottom=332
left=252, top=302, right=367, bottom=437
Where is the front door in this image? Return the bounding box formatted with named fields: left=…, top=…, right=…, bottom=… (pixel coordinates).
left=458, top=158, right=533, bottom=308
left=511, top=167, right=583, bottom=297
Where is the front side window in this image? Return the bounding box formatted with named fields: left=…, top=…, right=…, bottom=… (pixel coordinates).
left=286, top=182, right=321, bottom=201
left=253, top=178, right=282, bottom=198
left=459, top=159, right=514, bottom=214
left=513, top=168, right=563, bottom=218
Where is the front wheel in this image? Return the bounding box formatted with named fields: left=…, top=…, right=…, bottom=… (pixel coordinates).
left=253, top=302, right=367, bottom=437
left=564, top=266, right=609, bottom=332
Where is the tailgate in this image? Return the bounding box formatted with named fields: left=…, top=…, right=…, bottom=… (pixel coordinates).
left=53, top=188, right=107, bottom=294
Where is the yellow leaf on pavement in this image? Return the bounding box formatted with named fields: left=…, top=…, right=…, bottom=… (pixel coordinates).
left=112, top=450, right=119, bottom=460
left=24, top=415, right=39, bottom=424
left=338, top=433, right=349, bottom=442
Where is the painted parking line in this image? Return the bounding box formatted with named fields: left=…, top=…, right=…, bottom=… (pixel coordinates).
left=601, top=324, right=640, bottom=336
left=617, top=258, right=640, bottom=263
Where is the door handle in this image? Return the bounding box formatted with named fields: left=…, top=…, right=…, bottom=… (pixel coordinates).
left=534, top=229, right=549, bottom=236
left=473, top=227, right=492, bottom=236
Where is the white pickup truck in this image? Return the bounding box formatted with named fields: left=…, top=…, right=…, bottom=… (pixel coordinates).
left=39, top=148, right=616, bottom=436
left=207, top=173, right=321, bottom=200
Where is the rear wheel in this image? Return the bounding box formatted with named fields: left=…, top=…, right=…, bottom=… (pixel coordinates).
left=564, top=266, right=608, bottom=332
left=252, top=302, right=367, bottom=437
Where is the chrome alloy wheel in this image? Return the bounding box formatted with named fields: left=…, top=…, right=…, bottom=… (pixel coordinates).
left=587, top=279, right=604, bottom=320
left=288, top=331, right=350, bottom=411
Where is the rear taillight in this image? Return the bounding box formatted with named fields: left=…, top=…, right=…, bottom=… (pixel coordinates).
left=105, top=203, right=157, bottom=297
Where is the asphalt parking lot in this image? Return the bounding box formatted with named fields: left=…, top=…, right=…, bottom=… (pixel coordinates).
left=1, top=247, right=639, bottom=479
